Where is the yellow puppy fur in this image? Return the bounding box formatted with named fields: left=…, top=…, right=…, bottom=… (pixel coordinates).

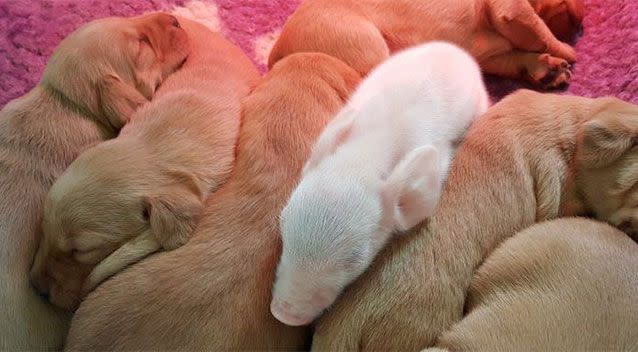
left=311, top=90, right=638, bottom=350
left=0, top=13, right=188, bottom=350
left=29, top=18, right=259, bottom=312
left=64, top=53, right=360, bottom=351
left=428, top=218, right=638, bottom=351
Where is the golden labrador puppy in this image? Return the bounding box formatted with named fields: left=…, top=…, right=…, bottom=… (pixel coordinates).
left=311, top=91, right=638, bottom=350
left=427, top=217, right=638, bottom=351
left=0, top=13, right=188, bottom=350
left=269, top=0, right=584, bottom=89
left=29, top=18, right=259, bottom=312
left=64, top=53, right=360, bottom=351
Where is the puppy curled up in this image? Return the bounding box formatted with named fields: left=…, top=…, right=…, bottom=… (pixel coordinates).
left=29, top=18, right=259, bottom=311
left=271, top=42, right=489, bottom=327
left=270, top=0, right=584, bottom=89
left=427, top=217, right=638, bottom=351
left=65, top=52, right=361, bottom=351
left=311, top=90, right=638, bottom=350
left=0, top=12, right=188, bottom=350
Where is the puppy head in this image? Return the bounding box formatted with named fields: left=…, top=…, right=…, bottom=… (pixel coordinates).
left=42, top=12, right=189, bottom=132
left=30, top=144, right=149, bottom=310
left=30, top=142, right=202, bottom=310
left=271, top=175, right=384, bottom=326
left=531, top=0, right=585, bottom=41
left=574, top=98, right=638, bottom=241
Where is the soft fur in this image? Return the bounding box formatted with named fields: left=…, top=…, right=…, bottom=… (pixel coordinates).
left=271, top=42, right=489, bottom=327
left=29, top=18, right=259, bottom=312
left=0, top=13, right=188, bottom=350
left=427, top=218, right=638, bottom=351
left=64, top=53, right=361, bottom=350
left=310, top=90, right=638, bottom=350
left=269, top=0, right=583, bottom=89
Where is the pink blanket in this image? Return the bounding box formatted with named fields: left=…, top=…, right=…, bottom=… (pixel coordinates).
left=1, top=0, right=636, bottom=107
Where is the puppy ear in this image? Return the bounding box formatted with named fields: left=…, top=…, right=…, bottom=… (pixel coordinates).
left=578, top=104, right=638, bottom=168
left=303, top=109, right=355, bottom=175
left=381, top=145, right=442, bottom=233
left=98, top=74, right=148, bottom=131
left=144, top=186, right=203, bottom=250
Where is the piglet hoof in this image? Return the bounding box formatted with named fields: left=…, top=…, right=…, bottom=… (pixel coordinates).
left=528, top=54, right=572, bottom=90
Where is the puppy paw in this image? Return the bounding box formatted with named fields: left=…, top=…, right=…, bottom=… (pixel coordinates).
left=527, top=54, right=572, bottom=90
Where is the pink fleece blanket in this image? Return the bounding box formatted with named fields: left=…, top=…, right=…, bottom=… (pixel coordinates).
left=1, top=0, right=636, bottom=108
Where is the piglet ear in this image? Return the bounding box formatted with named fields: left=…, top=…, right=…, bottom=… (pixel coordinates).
left=98, top=74, right=149, bottom=131
left=302, top=108, right=355, bottom=175
left=381, top=145, right=441, bottom=233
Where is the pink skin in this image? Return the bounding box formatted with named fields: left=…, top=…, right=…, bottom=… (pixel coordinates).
left=270, top=43, right=486, bottom=327
left=270, top=284, right=338, bottom=326
left=269, top=243, right=371, bottom=327
left=270, top=297, right=314, bottom=326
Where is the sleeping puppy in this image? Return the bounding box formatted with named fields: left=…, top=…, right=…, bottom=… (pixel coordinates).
left=271, top=42, right=488, bottom=327
left=29, top=18, right=259, bottom=312
left=0, top=13, right=188, bottom=351
left=269, top=0, right=584, bottom=89
left=311, top=91, right=638, bottom=350
left=64, top=53, right=360, bottom=351
left=429, top=218, right=638, bottom=351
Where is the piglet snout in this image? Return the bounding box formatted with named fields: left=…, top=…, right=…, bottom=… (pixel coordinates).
left=270, top=297, right=314, bottom=326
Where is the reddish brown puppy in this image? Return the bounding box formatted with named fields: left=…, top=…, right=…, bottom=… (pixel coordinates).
left=64, top=53, right=361, bottom=351
left=0, top=12, right=188, bottom=351
left=270, top=0, right=584, bottom=89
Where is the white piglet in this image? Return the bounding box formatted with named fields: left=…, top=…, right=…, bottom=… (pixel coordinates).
left=271, top=41, right=490, bottom=326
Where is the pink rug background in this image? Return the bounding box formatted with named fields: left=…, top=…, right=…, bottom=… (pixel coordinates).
left=1, top=0, right=637, bottom=108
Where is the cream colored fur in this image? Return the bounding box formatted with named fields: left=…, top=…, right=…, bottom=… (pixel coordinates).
left=428, top=217, right=638, bottom=351
left=64, top=53, right=361, bottom=351
left=311, top=90, right=638, bottom=350
left=0, top=13, right=188, bottom=350
left=29, top=18, right=259, bottom=312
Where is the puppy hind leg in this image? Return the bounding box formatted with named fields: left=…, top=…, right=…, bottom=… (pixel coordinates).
left=487, top=0, right=576, bottom=62
left=482, top=50, right=572, bottom=89
left=269, top=12, right=389, bottom=76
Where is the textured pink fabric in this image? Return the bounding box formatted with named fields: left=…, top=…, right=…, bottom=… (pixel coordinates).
left=0, top=0, right=636, bottom=108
